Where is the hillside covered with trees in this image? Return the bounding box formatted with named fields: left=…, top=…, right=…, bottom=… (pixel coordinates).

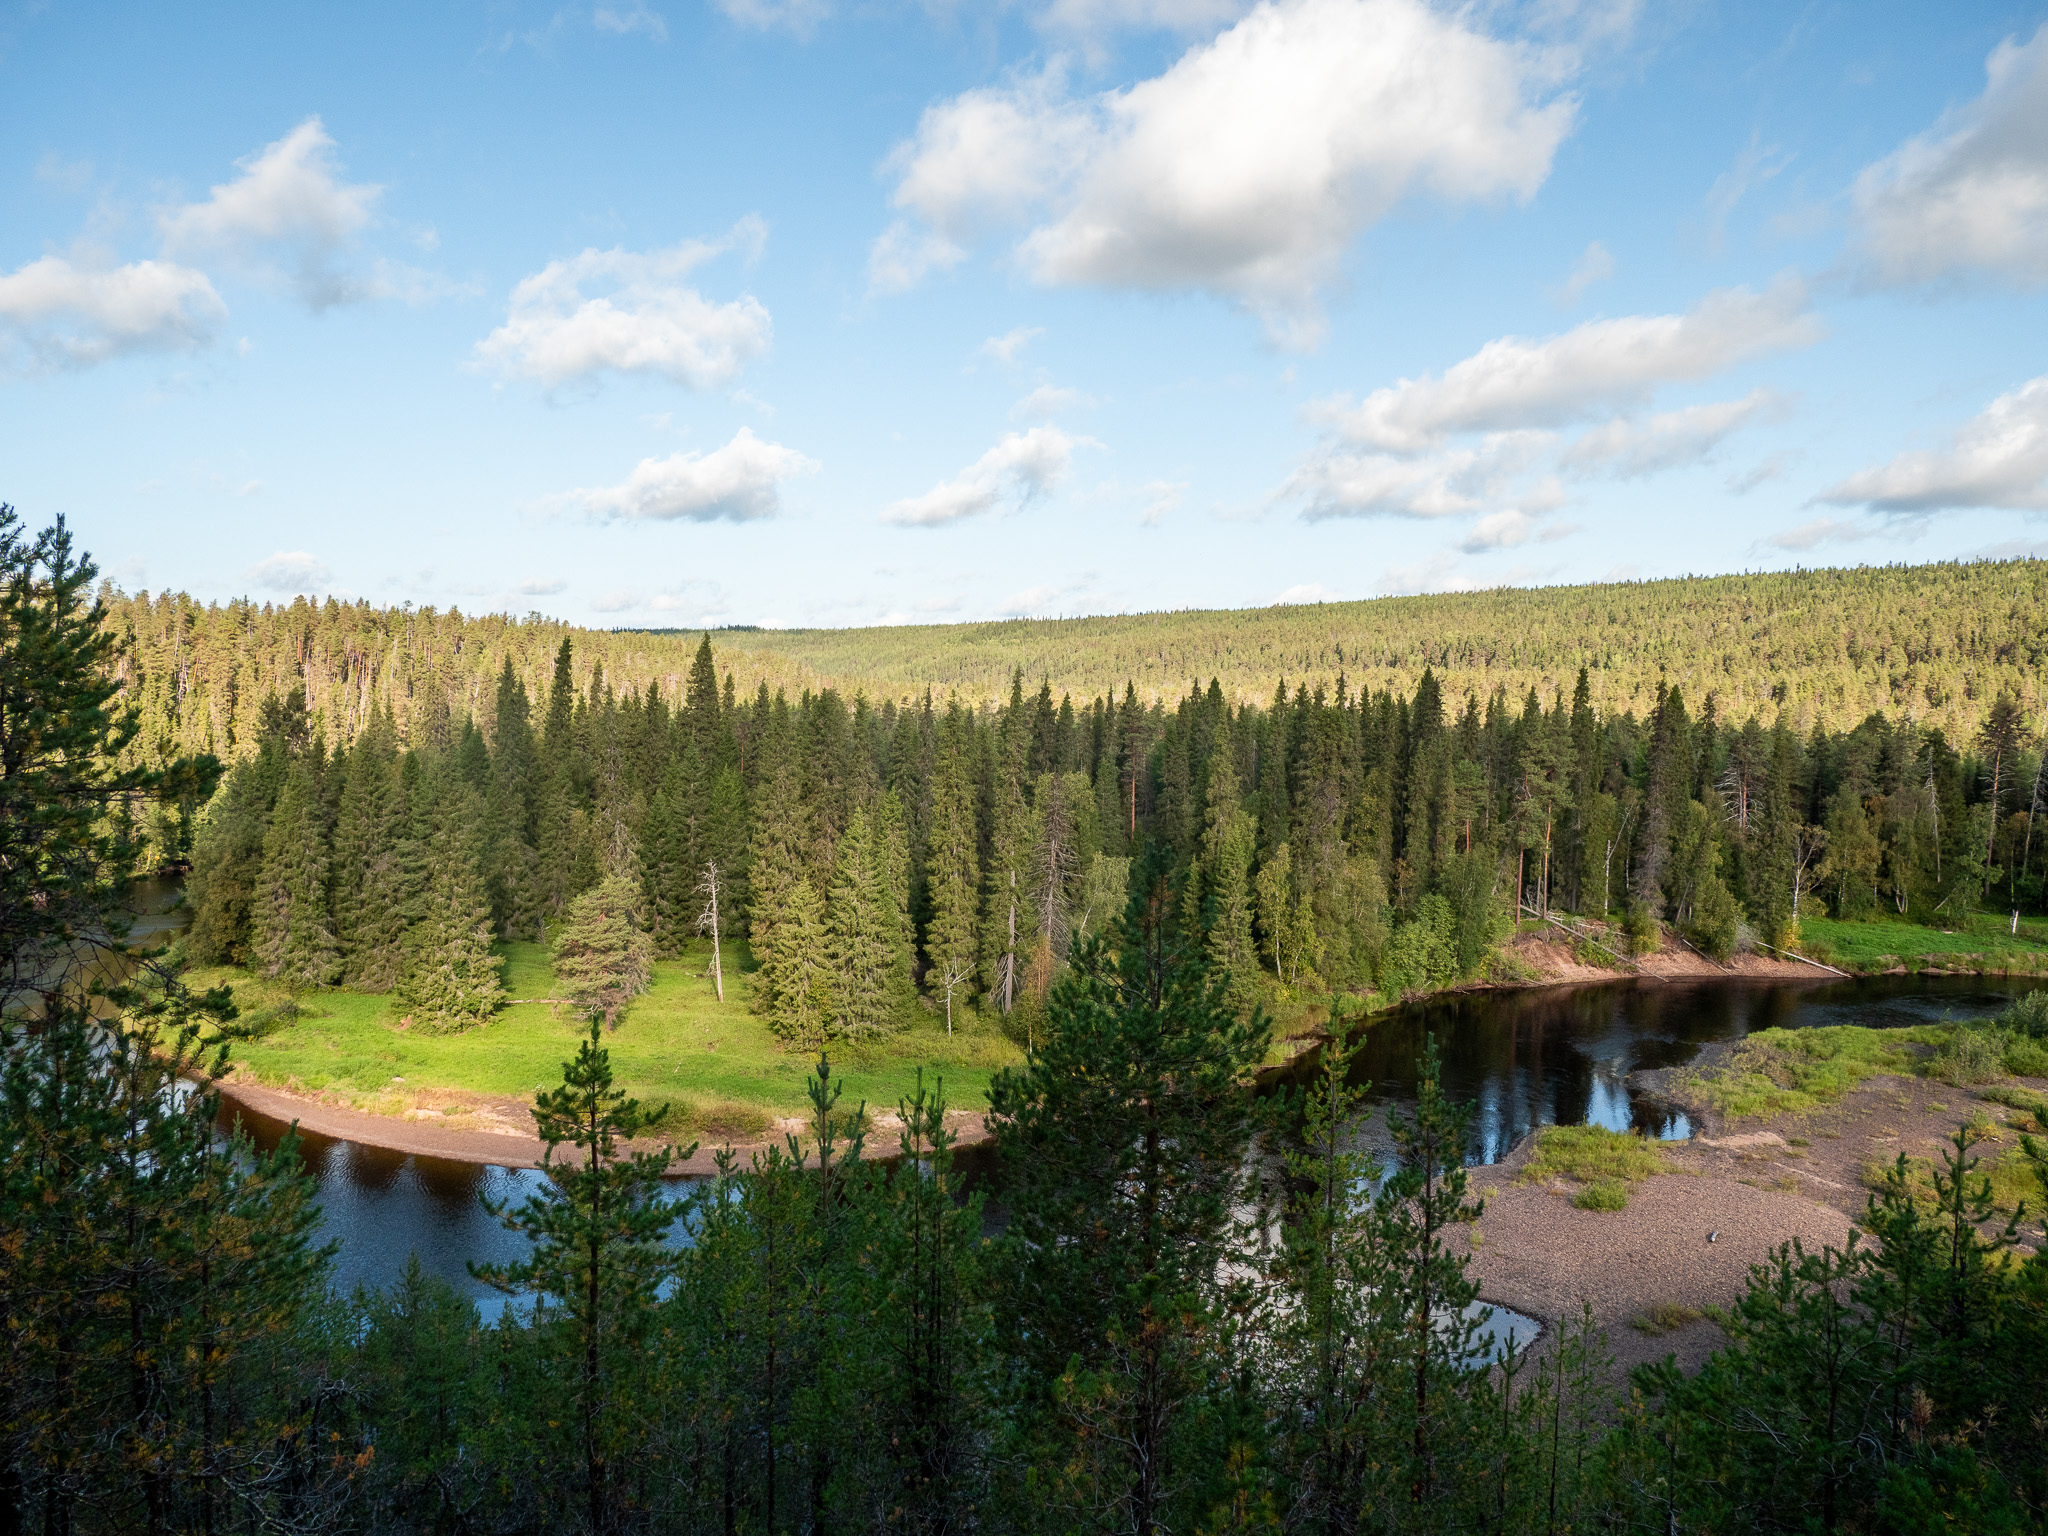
left=102, top=560, right=2048, bottom=776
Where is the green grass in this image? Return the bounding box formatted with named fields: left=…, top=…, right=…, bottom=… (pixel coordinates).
left=1680, top=1025, right=1949, bottom=1119
left=190, top=939, right=1025, bottom=1139
left=1861, top=1143, right=2046, bottom=1219
left=1572, top=1180, right=1630, bottom=1211
left=1630, top=1302, right=1702, bottom=1336
left=1797, top=914, right=2048, bottom=976
left=1524, top=1124, right=1671, bottom=1208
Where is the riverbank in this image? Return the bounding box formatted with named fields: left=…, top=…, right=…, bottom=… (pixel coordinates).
left=1455, top=1022, right=2047, bottom=1378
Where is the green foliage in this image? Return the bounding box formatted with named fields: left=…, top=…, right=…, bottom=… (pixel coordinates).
left=1572, top=1179, right=1630, bottom=1211
left=551, top=870, right=654, bottom=1028
left=1523, top=1123, right=1671, bottom=1186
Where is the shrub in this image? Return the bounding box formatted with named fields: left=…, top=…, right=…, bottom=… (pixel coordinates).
left=1624, top=902, right=1660, bottom=956
left=1523, top=1123, right=1671, bottom=1185
left=1630, top=1302, right=1701, bottom=1335
left=1925, top=1028, right=2006, bottom=1086
left=1688, top=873, right=1740, bottom=961
left=1998, top=989, right=2048, bottom=1040
left=2003, top=1037, right=2048, bottom=1078
left=1574, top=1179, right=1629, bottom=1211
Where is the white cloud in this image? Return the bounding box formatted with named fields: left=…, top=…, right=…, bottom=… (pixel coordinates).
left=1703, top=133, right=1791, bottom=248
left=1287, top=431, right=1549, bottom=521
left=158, top=118, right=388, bottom=310
left=1000, top=583, right=1062, bottom=615
left=1819, top=374, right=2048, bottom=512
left=0, top=252, right=224, bottom=368
left=1460, top=508, right=1538, bottom=551
left=1765, top=516, right=1881, bottom=552
left=1850, top=23, right=2048, bottom=288
left=565, top=428, right=820, bottom=522
left=1551, top=239, right=1613, bottom=305
left=1560, top=389, right=1780, bottom=478
left=1274, top=581, right=1341, bottom=604
left=712, top=0, right=831, bottom=36
left=979, top=324, right=1043, bottom=363
left=477, top=221, right=771, bottom=390
left=1323, top=278, right=1819, bottom=450
left=1728, top=451, right=1793, bottom=495
left=594, top=1, right=667, bottom=38
left=1010, top=383, right=1094, bottom=420
left=517, top=577, right=569, bottom=595
left=1139, top=479, right=1185, bottom=525
left=884, top=425, right=1085, bottom=526
left=876, top=0, right=1576, bottom=340
left=246, top=550, right=333, bottom=592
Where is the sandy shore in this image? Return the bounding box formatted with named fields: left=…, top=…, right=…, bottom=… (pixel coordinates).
left=214, top=1075, right=993, bottom=1175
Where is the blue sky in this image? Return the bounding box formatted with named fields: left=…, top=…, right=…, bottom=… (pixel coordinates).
left=4, top=0, right=2047, bottom=627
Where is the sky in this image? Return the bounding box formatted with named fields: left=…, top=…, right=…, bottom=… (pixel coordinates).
left=4, top=0, right=2048, bottom=629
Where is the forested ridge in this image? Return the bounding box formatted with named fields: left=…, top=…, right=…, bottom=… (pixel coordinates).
left=101, top=559, right=2048, bottom=769
left=181, top=618, right=2048, bottom=1041
left=8, top=504, right=2048, bottom=1534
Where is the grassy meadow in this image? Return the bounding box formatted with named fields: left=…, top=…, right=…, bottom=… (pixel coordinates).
left=189, top=939, right=1026, bottom=1139
left=1798, top=911, right=2048, bottom=974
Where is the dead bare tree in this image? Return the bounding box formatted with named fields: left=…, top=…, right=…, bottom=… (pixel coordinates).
left=696, top=859, right=725, bottom=1003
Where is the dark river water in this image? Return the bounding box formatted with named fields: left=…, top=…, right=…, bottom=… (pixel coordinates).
left=219, top=971, right=2037, bottom=1321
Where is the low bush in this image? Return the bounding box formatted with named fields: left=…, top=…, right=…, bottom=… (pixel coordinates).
left=1524, top=1123, right=1671, bottom=1185
left=1573, top=1179, right=1629, bottom=1211
left=1925, top=1028, right=2009, bottom=1086
left=1999, top=989, right=2048, bottom=1040
left=1630, top=1301, right=1702, bottom=1335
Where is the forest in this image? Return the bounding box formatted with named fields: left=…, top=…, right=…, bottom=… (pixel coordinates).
left=179, top=611, right=2047, bottom=1042
left=7, top=504, right=2048, bottom=1536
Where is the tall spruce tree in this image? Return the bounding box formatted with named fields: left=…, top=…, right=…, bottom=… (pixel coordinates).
left=824, top=810, right=892, bottom=1037
left=251, top=755, right=341, bottom=988
left=553, top=870, right=654, bottom=1029
left=332, top=708, right=408, bottom=989
left=398, top=771, right=504, bottom=1031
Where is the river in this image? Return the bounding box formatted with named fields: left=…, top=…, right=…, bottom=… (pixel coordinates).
left=217, top=970, right=2036, bottom=1322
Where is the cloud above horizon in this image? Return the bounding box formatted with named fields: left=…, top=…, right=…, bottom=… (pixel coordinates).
left=871, top=0, right=1576, bottom=342
left=0, top=253, right=225, bottom=369
left=883, top=425, right=1086, bottom=525
left=478, top=220, right=772, bottom=390
left=1820, top=374, right=2048, bottom=513
left=1850, top=23, right=2048, bottom=290
left=565, top=428, right=819, bottom=521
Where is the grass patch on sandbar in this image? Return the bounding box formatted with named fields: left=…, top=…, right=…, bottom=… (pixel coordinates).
left=188, top=938, right=1025, bottom=1135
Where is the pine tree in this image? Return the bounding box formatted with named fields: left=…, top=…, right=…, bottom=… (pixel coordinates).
left=553, top=871, right=654, bottom=1029
left=251, top=757, right=340, bottom=988
left=474, top=1019, right=688, bottom=1536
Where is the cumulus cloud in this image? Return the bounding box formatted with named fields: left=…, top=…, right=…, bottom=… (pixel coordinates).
left=1560, top=389, right=1781, bottom=478
left=0, top=252, right=224, bottom=369
left=1850, top=23, right=2048, bottom=288
left=1287, top=431, right=1549, bottom=521
left=1322, top=278, right=1818, bottom=450
left=565, top=428, right=820, bottom=522
left=158, top=118, right=396, bottom=310
left=1819, top=374, right=2048, bottom=512
left=1038, top=0, right=1248, bottom=37
left=477, top=220, right=771, bottom=390
left=874, top=0, right=1576, bottom=340
left=246, top=550, right=333, bottom=593
left=884, top=425, right=1085, bottom=526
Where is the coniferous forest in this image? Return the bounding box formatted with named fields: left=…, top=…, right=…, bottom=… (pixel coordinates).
left=8, top=505, right=2048, bottom=1535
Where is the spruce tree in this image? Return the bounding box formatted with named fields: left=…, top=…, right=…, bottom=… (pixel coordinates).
left=824, top=810, right=891, bottom=1037
left=251, top=757, right=340, bottom=988
left=925, top=709, right=980, bottom=1034
left=553, top=870, right=654, bottom=1029
left=332, top=709, right=407, bottom=989
left=763, top=873, right=832, bottom=1051
left=399, top=773, right=504, bottom=1032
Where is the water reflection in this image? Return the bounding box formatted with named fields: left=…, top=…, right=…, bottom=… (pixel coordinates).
left=1285, top=972, right=2034, bottom=1165
left=227, top=972, right=2037, bottom=1304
